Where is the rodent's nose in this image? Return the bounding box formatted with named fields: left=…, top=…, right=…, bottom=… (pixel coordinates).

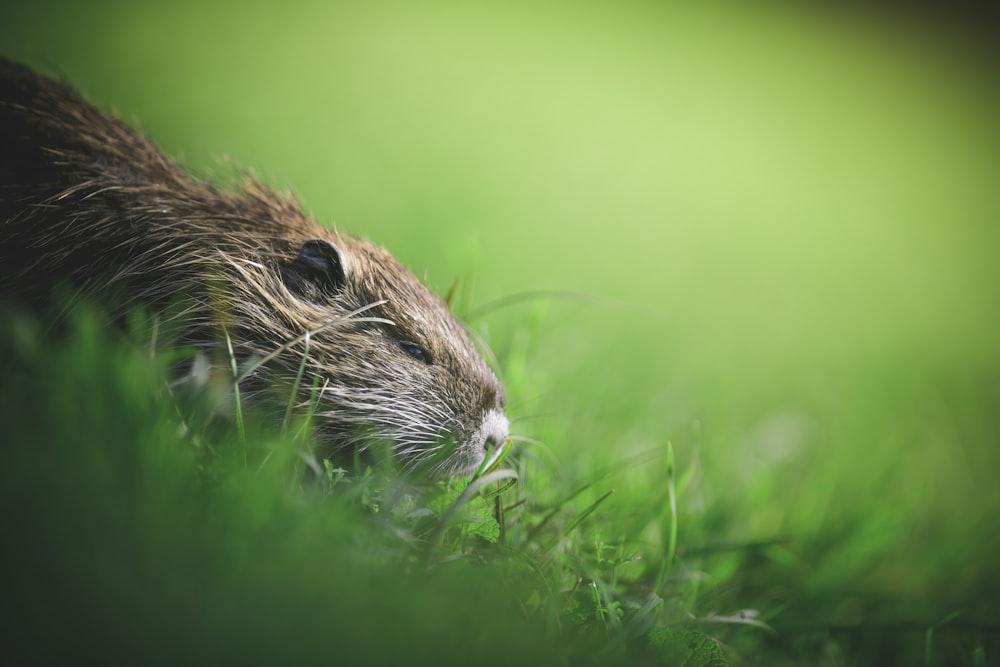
left=480, top=409, right=509, bottom=452
left=484, top=431, right=505, bottom=450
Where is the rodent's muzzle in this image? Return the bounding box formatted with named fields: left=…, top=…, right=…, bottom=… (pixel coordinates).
left=481, top=409, right=509, bottom=450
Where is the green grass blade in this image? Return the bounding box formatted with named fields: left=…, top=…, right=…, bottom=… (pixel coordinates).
left=654, top=441, right=678, bottom=593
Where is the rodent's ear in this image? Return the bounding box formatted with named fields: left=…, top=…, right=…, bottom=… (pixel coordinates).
left=282, top=239, right=346, bottom=300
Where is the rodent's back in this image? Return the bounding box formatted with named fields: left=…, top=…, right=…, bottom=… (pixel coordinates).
left=0, top=59, right=508, bottom=476
left=0, top=59, right=309, bottom=305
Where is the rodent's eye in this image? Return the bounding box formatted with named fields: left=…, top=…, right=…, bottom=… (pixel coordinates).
left=400, top=342, right=433, bottom=365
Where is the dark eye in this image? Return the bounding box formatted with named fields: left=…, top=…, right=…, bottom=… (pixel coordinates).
left=400, top=342, right=432, bottom=365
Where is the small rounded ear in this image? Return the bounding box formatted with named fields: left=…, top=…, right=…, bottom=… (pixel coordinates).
left=281, top=239, right=346, bottom=300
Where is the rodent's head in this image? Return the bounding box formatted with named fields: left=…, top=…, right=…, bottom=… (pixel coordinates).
left=223, top=230, right=508, bottom=477
left=0, top=58, right=507, bottom=477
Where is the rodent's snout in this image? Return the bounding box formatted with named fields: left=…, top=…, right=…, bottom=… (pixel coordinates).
left=480, top=409, right=510, bottom=452
left=443, top=408, right=509, bottom=476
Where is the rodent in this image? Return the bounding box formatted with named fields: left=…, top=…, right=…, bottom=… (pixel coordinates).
left=0, top=58, right=508, bottom=477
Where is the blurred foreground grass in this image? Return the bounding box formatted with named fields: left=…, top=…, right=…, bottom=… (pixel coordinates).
left=2, top=1, right=998, bottom=664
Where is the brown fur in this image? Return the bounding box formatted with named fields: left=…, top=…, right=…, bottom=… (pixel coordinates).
left=0, top=59, right=507, bottom=476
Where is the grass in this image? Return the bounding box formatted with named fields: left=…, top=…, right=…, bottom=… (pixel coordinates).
left=1, top=294, right=994, bottom=665
left=2, top=1, right=999, bottom=664
left=0, top=304, right=736, bottom=666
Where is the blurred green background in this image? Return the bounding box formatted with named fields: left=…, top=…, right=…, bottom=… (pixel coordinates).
left=3, top=0, right=998, bottom=657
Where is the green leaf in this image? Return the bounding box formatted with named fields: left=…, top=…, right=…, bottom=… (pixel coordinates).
left=426, top=478, right=502, bottom=544
left=647, top=628, right=728, bottom=667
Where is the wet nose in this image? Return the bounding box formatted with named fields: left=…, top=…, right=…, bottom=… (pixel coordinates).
left=485, top=430, right=505, bottom=450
